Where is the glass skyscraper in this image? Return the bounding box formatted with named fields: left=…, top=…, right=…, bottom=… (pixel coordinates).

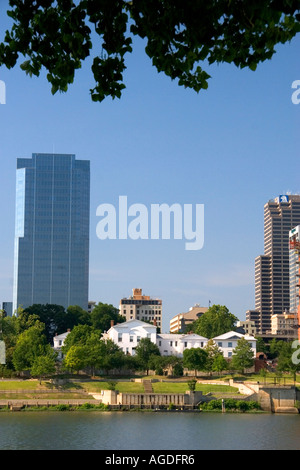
left=252, top=195, right=300, bottom=334
left=13, top=153, right=90, bottom=313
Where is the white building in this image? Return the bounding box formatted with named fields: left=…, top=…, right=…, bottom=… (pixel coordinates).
left=53, top=331, right=70, bottom=360
left=212, top=331, right=256, bottom=358
left=54, top=321, right=256, bottom=362
left=157, top=333, right=208, bottom=357
left=102, top=319, right=157, bottom=356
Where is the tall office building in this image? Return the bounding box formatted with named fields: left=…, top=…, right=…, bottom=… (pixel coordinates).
left=289, top=225, right=300, bottom=314
left=253, top=195, right=300, bottom=334
left=13, top=153, right=90, bottom=313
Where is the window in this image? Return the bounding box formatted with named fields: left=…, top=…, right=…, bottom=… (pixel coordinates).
left=130, top=336, right=133, bottom=342
left=228, top=342, right=232, bottom=348
left=228, top=351, right=232, bottom=357
left=170, top=341, right=173, bottom=347
left=218, top=342, right=222, bottom=347
left=184, top=342, right=187, bottom=348
left=137, top=336, right=141, bottom=342
left=175, top=341, right=178, bottom=347
left=159, top=341, right=161, bottom=346
left=118, top=333, right=122, bottom=342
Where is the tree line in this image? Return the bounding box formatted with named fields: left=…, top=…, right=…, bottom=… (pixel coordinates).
left=1, top=303, right=299, bottom=382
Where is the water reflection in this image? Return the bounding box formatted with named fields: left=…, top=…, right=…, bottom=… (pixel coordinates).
left=0, top=412, right=299, bottom=450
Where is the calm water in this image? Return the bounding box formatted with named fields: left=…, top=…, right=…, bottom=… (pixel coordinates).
left=0, top=412, right=299, bottom=450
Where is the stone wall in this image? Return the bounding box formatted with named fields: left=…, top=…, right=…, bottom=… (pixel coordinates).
left=94, top=390, right=204, bottom=407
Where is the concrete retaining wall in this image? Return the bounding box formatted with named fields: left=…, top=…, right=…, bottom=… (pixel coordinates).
left=94, top=390, right=204, bottom=407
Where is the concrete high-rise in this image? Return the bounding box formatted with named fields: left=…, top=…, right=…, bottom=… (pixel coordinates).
left=120, top=288, right=162, bottom=330
left=252, top=195, right=300, bottom=334
left=13, top=153, right=90, bottom=313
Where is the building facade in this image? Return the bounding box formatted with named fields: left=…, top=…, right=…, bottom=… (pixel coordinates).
left=102, top=319, right=256, bottom=359
left=253, top=195, right=300, bottom=334
left=119, top=288, right=162, bottom=329
left=289, top=226, right=300, bottom=314
left=157, top=333, right=208, bottom=356
left=289, top=225, right=300, bottom=340
left=213, top=331, right=256, bottom=359
left=169, top=305, right=208, bottom=333
left=102, top=319, right=157, bottom=356
left=270, top=311, right=297, bottom=339
left=13, top=153, right=90, bottom=313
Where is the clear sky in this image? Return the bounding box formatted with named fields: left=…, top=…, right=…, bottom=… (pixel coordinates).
left=0, top=4, right=299, bottom=332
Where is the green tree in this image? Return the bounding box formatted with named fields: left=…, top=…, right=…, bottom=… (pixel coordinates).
left=12, top=322, right=50, bottom=372
left=90, top=302, right=125, bottom=333
left=277, top=341, right=300, bottom=381
left=269, top=338, right=286, bottom=359
left=62, top=344, right=88, bottom=373
left=30, top=353, right=57, bottom=384
left=65, top=305, right=91, bottom=329
left=61, top=324, right=100, bottom=354
left=96, top=340, right=125, bottom=374
left=193, top=305, right=238, bottom=339
left=20, top=304, right=67, bottom=343
left=204, top=338, right=222, bottom=374
left=183, top=348, right=208, bottom=376
left=1, top=1, right=299, bottom=102
left=1, top=314, right=20, bottom=369
left=135, top=337, right=160, bottom=375
left=231, top=337, right=254, bottom=373
left=256, top=337, right=268, bottom=355
left=212, top=353, right=228, bottom=375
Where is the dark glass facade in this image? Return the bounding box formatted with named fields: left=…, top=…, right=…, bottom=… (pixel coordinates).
left=13, top=153, right=90, bottom=313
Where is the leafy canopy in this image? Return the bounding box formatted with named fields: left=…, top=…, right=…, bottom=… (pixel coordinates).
left=192, top=304, right=238, bottom=339
left=0, top=0, right=299, bottom=101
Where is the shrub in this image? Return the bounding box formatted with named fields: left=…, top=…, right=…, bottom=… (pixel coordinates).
left=200, top=399, right=260, bottom=412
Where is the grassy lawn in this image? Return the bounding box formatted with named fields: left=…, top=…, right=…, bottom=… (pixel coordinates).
left=0, top=380, right=47, bottom=390
left=82, top=381, right=145, bottom=394
left=151, top=382, right=239, bottom=395
left=0, top=392, right=89, bottom=399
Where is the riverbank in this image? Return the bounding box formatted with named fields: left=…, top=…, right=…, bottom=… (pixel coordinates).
left=0, top=376, right=299, bottom=413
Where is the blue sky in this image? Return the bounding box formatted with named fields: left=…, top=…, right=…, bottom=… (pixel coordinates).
left=0, top=4, right=299, bottom=332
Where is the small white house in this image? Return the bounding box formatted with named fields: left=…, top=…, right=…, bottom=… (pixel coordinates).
left=53, top=331, right=70, bottom=360
left=157, top=333, right=208, bottom=357
left=102, top=319, right=157, bottom=356
left=212, top=331, right=256, bottom=358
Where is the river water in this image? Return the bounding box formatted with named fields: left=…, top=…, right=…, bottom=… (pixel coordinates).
left=0, top=411, right=299, bottom=450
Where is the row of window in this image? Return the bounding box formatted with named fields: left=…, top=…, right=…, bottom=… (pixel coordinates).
left=118, top=333, right=152, bottom=342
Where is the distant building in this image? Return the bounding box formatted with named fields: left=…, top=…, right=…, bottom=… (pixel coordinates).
left=236, top=320, right=257, bottom=337
left=88, top=301, right=96, bottom=313
left=2, top=302, right=12, bottom=317
left=169, top=305, right=208, bottom=333
left=289, top=225, right=300, bottom=341
left=254, top=195, right=300, bottom=334
left=13, top=153, right=90, bottom=313
left=289, top=226, right=300, bottom=314
left=119, top=288, right=162, bottom=329
left=269, top=311, right=297, bottom=339
left=245, top=310, right=261, bottom=332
